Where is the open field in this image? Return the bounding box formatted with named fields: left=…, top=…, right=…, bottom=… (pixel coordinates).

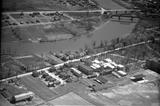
left=9, top=12, right=70, bottom=25
left=48, top=92, right=95, bottom=106
left=65, top=11, right=101, bottom=19
left=20, top=76, right=58, bottom=101
left=88, top=75, right=160, bottom=106
left=1, top=16, right=103, bottom=43
left=2, top=0, right=69, bottom=12
left=0, top=94, right=13, bottom=106
left=2, top=0, right=100, bottom=12
left=1, top=28, right=19, bottom=42
left=0, top=56, right=23, bottom=79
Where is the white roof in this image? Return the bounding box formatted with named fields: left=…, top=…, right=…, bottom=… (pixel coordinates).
left=117, top=64, right=124, bottom=68
left=15, top=91, right=34, bottom=99
left=117, top=70, right=127, bottom=75
left=90, top=65, right=97, bottom=69
left=137, top=79, right=148, bottom=83
left=103, top=63, right=115, bottom=69
left=104, top=58, right=118, bottom=66
left=92, top=59, right=101, bottom=64
left=110, top=61, right=117, bottom=66
left=112, top=71, right=121, bottom=78
left=92, top=63, right=101, bottom=68
left=71, top=67, right=81, bottom=74
left=104, top=58, right=112, bottom=62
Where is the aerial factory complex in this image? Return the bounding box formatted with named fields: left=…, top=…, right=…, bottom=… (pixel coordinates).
left=1, top=0, right=160, bottom=106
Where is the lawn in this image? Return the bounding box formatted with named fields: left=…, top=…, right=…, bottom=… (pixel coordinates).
left=21, top=76, right=57, bottom=101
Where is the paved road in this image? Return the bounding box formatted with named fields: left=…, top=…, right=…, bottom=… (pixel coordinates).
left=6, top=14, right=21, bottom=25
left=2, top=9, right=140, bottom=15
left=0, top=40, right=151, bottom=82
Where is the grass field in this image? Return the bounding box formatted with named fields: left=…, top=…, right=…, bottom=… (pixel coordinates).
left=48, top=92, right=95, bottom=106
left=2, top=0, right=69, bottom=12
left=21, top=76, right=57, bottom=101
left=1, top=28, right=19, bottom=42
left=2, top=0, right=100, bottom=12
left=0, top=95, right=13, bottom=106
left=65, top=12, right=101, bottom=19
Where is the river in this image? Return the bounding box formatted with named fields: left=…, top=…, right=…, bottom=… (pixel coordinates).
left=1, top=0, right=137, bottom=55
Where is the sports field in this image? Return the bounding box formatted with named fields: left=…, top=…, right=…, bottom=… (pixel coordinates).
left=21, top=76, right=57, bottom=101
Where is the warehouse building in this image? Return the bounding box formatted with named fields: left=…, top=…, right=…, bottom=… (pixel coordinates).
left=11, top=91, right=34, bottom=103
left=78, top=63, right=93, bottom=75
left=70, top=67, right=82, bottom=77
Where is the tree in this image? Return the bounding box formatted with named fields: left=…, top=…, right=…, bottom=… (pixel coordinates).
left=100, top=40, right=104, bottom=48
left=104, top=40, right=108, bottom=46
left=92, top=41, right=96, bottom=48
left=32, top=71, right=39, bottom=77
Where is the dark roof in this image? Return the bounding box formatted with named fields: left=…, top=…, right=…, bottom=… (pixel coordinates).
left=47, top=54, right=64, bottom=64
left=78, top=63, right=93, bottom=71
left=78, top=63, right=93, bottom=75
left=96, top=76, right=108, bottom=84
left=131, top=77, right=143, bottom=82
